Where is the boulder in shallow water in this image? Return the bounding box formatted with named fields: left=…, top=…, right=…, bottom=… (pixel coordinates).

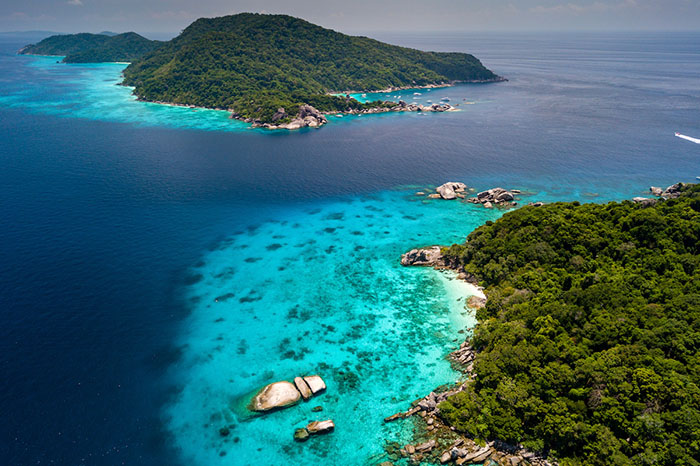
left=436, top=182, right=467, bottom=200
left=303, top=375, right=326, bottom=394
left=306, top=419, right=335, bottom=434
left=294, top=376, right=312, bottom=400
left=249, top=381, right=301, bottom=412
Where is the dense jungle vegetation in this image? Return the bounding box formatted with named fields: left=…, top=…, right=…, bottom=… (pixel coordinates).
left=122, top=13, right=499, bottom=122
left=19, top=32, right=160, bottom=63
left=439, top=185, right=700, bottom=465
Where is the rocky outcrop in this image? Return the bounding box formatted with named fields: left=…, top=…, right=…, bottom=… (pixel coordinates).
left=271, top=107, right=287, bottom=122
left=294, top=376, right=312, bottom=400
left=242, top=98, right=457, bottom=130
left=467, top=295, right=486, bottom=309
left=303, top=375, right=326, bottom=394
left=252, top=104, right=328, bottom=130
left=469, top=187, right=517, bottom=208
left=249, top=374, right=326, bottom=412
left=249, top=381, right=301, bottom=412
left=400, top=246, right=444, bottom=267
left=633, top=197, right=657, bottom=207
left=350, top=101, right=455, bottom=116
left=436, top=182, right=468, bottom=200
left=650, top=183, right=684, bottom=199
left=306, top=419, right=335, bottom=434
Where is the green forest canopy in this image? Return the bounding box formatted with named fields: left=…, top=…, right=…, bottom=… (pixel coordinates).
left=439, top=185, right=700, bottom=465
left=122, top=13, right=500, bottom=122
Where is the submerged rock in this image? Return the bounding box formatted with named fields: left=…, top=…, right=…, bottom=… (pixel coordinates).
left=400, top=246, right=444, bottom=267
left=249, top=381, right=301, bottom=412
left=303, top=375, right=327, bottom=394
left=306, top=419, right=335, bottom=434
left=293, top=427, right=310, bottom=442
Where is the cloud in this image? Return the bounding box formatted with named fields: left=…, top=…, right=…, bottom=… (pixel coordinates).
left=67, top=0, right=83, bottom=6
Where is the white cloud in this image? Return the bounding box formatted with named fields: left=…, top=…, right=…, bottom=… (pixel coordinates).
left=67, top=0, right=83, bottom=6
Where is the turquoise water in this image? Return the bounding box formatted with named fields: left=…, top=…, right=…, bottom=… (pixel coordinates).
left=2, top=56, right=250, bottom=131
left=4, top=56, right=488, bottom=133
left=3, top=32, right=700, bottom=466
left=167, top=189, right=499, bottom=465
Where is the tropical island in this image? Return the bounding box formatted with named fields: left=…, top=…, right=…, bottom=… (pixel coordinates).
left=19, top=32, right=160, bottom=63
left=19, top=13, right=503, bottom=129
left=396, top=183, right=700, bottom=465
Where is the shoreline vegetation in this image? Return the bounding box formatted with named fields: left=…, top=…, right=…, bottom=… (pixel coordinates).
left=19, top=13, right=503, bottom=129
left=394, top=182, right=700, bottom=466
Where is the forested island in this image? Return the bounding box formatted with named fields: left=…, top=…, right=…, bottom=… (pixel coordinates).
left=18, top=32, right=160, bottom=63
left=121, top=13, right=501, bottom=126
left=400, top=184, right=700, bottom=465
left=18, top=13, right=502, bottom=128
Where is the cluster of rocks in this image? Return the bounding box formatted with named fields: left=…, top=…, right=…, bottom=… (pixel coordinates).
left=468, top=187, right=519, bottom=208
left=437, top=439, right=552, bottom=466
left=248, top=375, right=326, bottom=412
left=418, top=182, right=526, bottom=208
left=343, top=100, right=454, bottom=116
left=650, top=182, right=684, bottom=198
left=293, top=419, right=335, bottom=442
left=235, top=98, right=456, bottom=130
left=631, top=183, right=685, bottom=206
left=247, top=104, right=329, bottom=130
left=450, top=341, right=476, bottom=374
left=400, top=246, right=445, bottom=267
left=424, top=182, right=469, bottom=200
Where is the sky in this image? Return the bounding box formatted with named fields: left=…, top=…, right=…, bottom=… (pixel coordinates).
left=1, top=0, right=699, bottom=35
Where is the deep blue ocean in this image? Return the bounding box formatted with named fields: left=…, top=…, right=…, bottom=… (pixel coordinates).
left=1, top=31, right=699, bottom=465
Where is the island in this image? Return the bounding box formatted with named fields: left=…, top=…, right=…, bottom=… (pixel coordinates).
left=398, top=183, right=700, bottom=465
left=18, top=31, right=161, bottom=63
left=18, top=14, right=503, bottom=129
left=121, top=13, right=503, bottom=128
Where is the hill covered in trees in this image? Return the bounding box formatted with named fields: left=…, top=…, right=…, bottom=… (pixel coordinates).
left=18, top=32, right=160, bottom=63
left=122, top=13, right=501, bottom=123
left=438, top=185, right=700, bottom=465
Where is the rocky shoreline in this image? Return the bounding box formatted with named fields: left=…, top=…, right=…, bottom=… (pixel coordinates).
left=418, top=182, right=537, bottom=209
left=385, top=182, right=690, bottom=466
left=392, top=246, right=557, bottom=466
left=242, top=101, right=457, bottom=130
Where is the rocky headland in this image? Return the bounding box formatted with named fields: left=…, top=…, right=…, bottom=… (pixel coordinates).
left=237, top=100, right=457, bottom=130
